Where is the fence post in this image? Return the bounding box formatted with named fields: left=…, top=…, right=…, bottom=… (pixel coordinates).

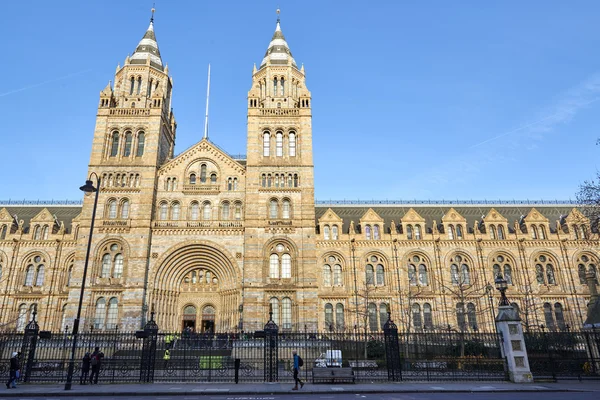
left=495, top=305, right=533, bottom=382
left=21, top=310, right=39, bottom=382
left=263, top=309, right=278, bottom=382
left=139, top=311, right=159, bottom=383
left=383, top=312, right=401, bottom=381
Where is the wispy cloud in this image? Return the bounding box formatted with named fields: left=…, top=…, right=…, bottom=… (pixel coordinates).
left=0, top=69, right=92, bottom=98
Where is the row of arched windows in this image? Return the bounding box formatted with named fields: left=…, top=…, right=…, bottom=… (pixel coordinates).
left=108, top=130, right=145, bottom=158
left=269, top=198, right=292, bottom=219
left=324, top=303, right=345, bottom=330
left=269, top=243, right=292, bottom=279
left=32, top=225, right=50, bottom=240
left=572, top=224, right=588, bottom=240
left=24, top=255, right=45, bottom=287
left=100, top=243, right=124, bottom=279
left=105, top=198, right=130, bottom=219
left=323, top=225, right=340, bottom=240
left=456, top=302, right=478, bottom=331
left=270, top=297, right=292, bottom=329
left=261, top=173, right=299, bottom=188
left=447, top=224, right=464, bottom=240
left=259, top=77, right=301, bottom=99
left=101, top=172, right=141, bottom=188
left=534, top=255, right=556, bottom=285
left=364, top=224, right=381, bottom=240
left=488, top=224, right=506, bottom=240
left=262, top=130, right=297, bottom=157
left=189, top=164, right=217, bottom=185
left=157, top=200, right=243, bottom=221
left=412, top=303, right=433, bottom=330
left=530, top=224, right=548, bottom=240
left=405, top=224, right=423, bottom=240
left=16, top=303, right=37, bottom=332
left=128, top=76, right=160, bottom=97
left=543, top=302, right=566, bottom=331
left=577, top=254, right=598, bottom=284
left=94, top=297, right=119, bottom=330
left=368, top=303, right=390, bottom=332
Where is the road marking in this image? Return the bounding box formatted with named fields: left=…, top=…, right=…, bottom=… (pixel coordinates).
left=430, top=386, right=445, bottom=390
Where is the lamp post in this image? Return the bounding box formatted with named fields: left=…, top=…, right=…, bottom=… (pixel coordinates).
left=494, top=273, right=510, bottom=307
left=485, top=282, right=495, bottom=332
left=64, top=173, right=100, bottom=390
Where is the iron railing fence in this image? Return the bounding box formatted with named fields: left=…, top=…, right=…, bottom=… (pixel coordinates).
left=524, top=330, right=600, bottom=381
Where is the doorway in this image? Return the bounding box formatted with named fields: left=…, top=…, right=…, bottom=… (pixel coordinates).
left=201, top=305, right=216, bottom=333
left=182, top=305, right=197, bottom=332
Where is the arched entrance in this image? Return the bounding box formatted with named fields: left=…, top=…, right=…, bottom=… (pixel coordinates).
left=182, top=305, right=197, bottom=331
left=201, top=305, right=216, bottom=333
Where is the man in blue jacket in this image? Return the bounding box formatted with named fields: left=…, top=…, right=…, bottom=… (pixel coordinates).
left=292, top=351, right=304, bottom=390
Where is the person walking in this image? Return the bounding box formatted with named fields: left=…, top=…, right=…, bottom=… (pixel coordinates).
left=89, top=347, right=104, bottom=384
left=292, top=350, right=304, bottom=390
left=80, top=352, right=91, bottom=384
left=163, top=349, right=171, bottom=369
left=5, top=352, right=19, bottom=389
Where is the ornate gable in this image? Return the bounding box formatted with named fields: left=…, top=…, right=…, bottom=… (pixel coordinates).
left=401, top=208, right=425, bottom=223
left=524, top=207, right=549, bottom=223
left=564, top=208, right=588, bottom=225
left=0, top=208, right=12, bottom=222
left=30, top=208, right=55, bottom=223
left=318, top=208, right=342, bottom=224
left=441, top=207, right=466, bottom=223
left=359, top=208, right=384, bottom=224
left=484, top=208, right=507, bottom=223
left=158, top=139, right=246, bottom=176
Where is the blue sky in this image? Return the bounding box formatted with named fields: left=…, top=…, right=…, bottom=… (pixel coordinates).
left=1, top=0, right=599, bottom=202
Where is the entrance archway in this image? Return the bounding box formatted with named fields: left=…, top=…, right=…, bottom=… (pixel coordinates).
left=182, top=305, right=197, bottom=332
left=201, top=305, right=215, bottom=333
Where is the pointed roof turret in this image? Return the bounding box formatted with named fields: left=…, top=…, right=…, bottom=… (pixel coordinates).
left=130, top=9, right=164, bottom=71
left=260, top=10, right=297, bottom=69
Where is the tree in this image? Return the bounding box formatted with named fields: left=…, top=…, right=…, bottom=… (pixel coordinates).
left=576, top=139, right=600, bottom=238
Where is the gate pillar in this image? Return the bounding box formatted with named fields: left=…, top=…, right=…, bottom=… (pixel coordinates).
left=496, top=305, right=533, bottom=383
left=263, top=309, right=279, bottom=382
left=383, top=312, right=402, bottom=381
left=21, top=310, right=39, bottom=383
left=139, top=311, right=159, bottom=383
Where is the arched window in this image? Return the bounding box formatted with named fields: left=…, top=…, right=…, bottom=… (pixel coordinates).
left=546, top=264, right=556, bottom=285
left=504, top=265, right=512, bottom=284
left=200, top=164, right=207, bottom=183
left=368, top=303, right=378, bottom=332
left=113, top=254, right=123, bottom=278
left=101, top=254, right=111, bottom=278
left=456, top=303, right=466, bottom=331
left=578, top=263, right=587, bottom=284
left=1, top=224, right=7, bottom=239
left=270, top=297, right=280, bottom=325
left=332, top=225, right=339, bottom=240
left=323, top=264, right=332, bottom=286
left=273, top=78, right=278, bottom=97
left=323, top=225, right=330, bottom=240
left=412, top=303, right=422, bottom=330
left=234, top=202, right=242, bottom=220
left=415, top=225, right=422, bottom=240
left=190, top=202, right=199, bottom=220
left=33, top=225, right=40, bottom=240
left=203, top=202, right=212, bottom=220
left=24, top=265, right=34, bottom=286
left=159, top=202, right=168, bottom=220
left=365, top=225, right=371, bottom=240
left=467, top=303, right=477, bottom=330
left=531, top=225, right=538, bottom=240
left=376, top=264, right=385, bottom=285
left=490, top=225, right=497, bottom=239
left=379, top=303, right=388, bottom=330
left=66, top=265, right=72, bottom=287
left=17, top=304, right=27, bottom=331
left=172, top=202, right=180, bottom=220
left=535, top=263, right=545, bottom=284
left=450, top=255, right=470, bottom=285
left=335, top=303, right=345, bottom=330
left=540, top=225, right=547, bottom=240
left=282, top=200, right=290, bottom=219
left=42, top=225, right=49, bottom=240
left=406, top=225, right=413, bottom=240
left=451, top=264, right=459, bottom=285
left=374, top=225, right=380, bottom=240
left=324, top=303, right=333, bottom=330
left=289, top=132, right=296, bottom=156
left=418, top=264, right=428, bottom=286
left=456, top=225, right=463, bottom=239
left=189, top=173, right=197, bottom=185
left=61, top=304, right=68, bottom=332
left=129, top=77, right=135, bottom=95
left=263, top=132, right=270, bottom=156
left=366, top=264, right=374, bottom=284
left=222, top=202, right=230, bottom=220
left=35, top=265, right=45, bottom=286
left=136, top=132, right=145, bottom=157
left=281, top=254, right=291, bottom=278
left=276, top=132, right=283, bottom=157
left=108, top=200, right=117, bottom=219
left=543, top=302, right=555, bottom=330
left=461, top=264, right=471, bottom=285
left=270, top=200, right=278, bottom=219
left=448, top=225, right=455, bottom=240
left=423, top=303, right=433, bottom=329
left=123, top=131, right=132, bottom=156
left=110, top=131, right=119, bottom=157
left=210, top=173, right=217, bottom=184
left=136, top=77, right=142, bottom=95
left=270, top=254, right=279, bottom=279
left=498, top=225, right=505, bottom=239
left=106, top=298, right=118, bottom=330
left=554, top=302, right=565, bottom=330
left=334, top=264, right=342, bottom=286
left=233, top=177, right=238, bottom=190
left=293, top=174, right=299, bottom=187
left=408, top=264, right=417, bottom=286
left=280, top=77, right=285, bottom=96
left=95, top=297, right=106, bottom=329
left=120, top=200, right=130, bottom=219
left=282, top=297, right=292, bottom=329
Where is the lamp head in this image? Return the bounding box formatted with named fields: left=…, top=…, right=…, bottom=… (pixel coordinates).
left=79, top=180, right=97, bottom=196
left=494, top=273, right=508, bottom=291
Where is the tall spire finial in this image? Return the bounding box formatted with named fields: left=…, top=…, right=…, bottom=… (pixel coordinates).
left=276, top=8, right=280, bottom=23
left=203, top=64, right=211, bottom=140
left=151, top=2, right=156, bottom=23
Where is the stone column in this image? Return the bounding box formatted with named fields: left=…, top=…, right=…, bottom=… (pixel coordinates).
left=495, top=305, right=533, bottom=383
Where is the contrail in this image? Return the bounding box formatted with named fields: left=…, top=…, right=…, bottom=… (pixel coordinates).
left=0, top=69, right=92, bottom=97
left=469, top=95, right=600, bottom=149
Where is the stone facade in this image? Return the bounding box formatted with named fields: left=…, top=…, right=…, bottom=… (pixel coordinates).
left=0, top=17, right=598, bottom=334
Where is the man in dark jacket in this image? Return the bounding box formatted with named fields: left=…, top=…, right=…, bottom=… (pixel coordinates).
left=89, top=347, right=104, bottom=384
left=80, top=353, right=91, bottom=384
left=5, top=352, right=19, bottom=389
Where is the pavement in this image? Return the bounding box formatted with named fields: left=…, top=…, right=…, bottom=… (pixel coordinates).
left=1, top=381, right=600, bottom=397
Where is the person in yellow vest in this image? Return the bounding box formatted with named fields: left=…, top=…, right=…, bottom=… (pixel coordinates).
left=165, top=334, right=173, bottom=350
left=163, top=349, right=170, bottom=369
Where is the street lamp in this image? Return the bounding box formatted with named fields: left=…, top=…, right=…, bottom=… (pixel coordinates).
left=494, top=273, right=510, bottom=307
left=485, top=282, right=495, bottom=332
left=64, top=173, right=101, bottom=390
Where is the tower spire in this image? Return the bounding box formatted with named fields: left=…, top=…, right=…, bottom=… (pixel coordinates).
left=260, top=9, right=297, bottom=69
left=203, top=64, right=211, bottom=140
left=129, top=6, right=163, bottom=71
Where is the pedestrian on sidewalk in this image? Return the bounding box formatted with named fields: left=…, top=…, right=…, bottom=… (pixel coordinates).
left=163, top=349, right=171, bottom=369
left=80, top=352, right=91, bottom=384
left=89, top=347, right=104, bottom=384
left=292, top=350, right=304, bottom=390
left=5, top=352, right=19, bottom=389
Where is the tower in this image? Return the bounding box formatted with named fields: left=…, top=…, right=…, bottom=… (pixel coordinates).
left=71, top=12, right=177, bottom=330
left=243, top=12, right=317, bottom=330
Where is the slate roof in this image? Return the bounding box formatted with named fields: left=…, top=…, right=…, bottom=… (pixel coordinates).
left=260, top=19, right=297, bottom=69
left=2, top=206, right=81, bottom=233
left=129, top=19, right=163, bottom=71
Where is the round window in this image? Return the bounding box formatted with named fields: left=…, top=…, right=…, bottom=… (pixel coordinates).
left=110, top=244, right=118, bottom=252
left=34, top=256, right=41, bottom=263
left=497, top=255, right=504, bottom=262
left=582, top=255, right=589, bottom=262
left=539, top=255, right=546, bottom=262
